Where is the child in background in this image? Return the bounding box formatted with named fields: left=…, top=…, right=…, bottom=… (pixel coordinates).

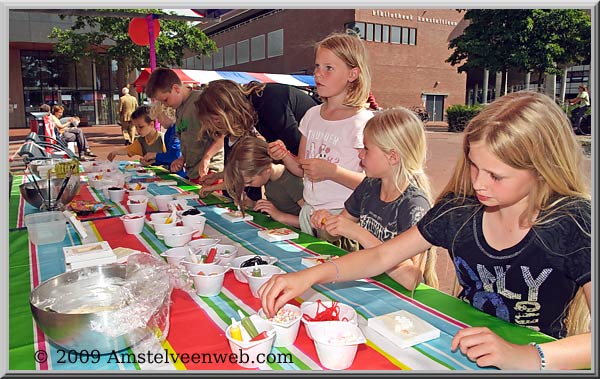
left=107, top=106, right=165, bottom=163
left=224, top=136, right=304, bottom=228
left=145, top=102, right=185, bottom=177
left=260, top=91, right=591, bottom=370
left=145, top=67, right=224, bottom=183
left=269, top=33, right=374, bottom=248
left=311, top=107, right=437, bottom=290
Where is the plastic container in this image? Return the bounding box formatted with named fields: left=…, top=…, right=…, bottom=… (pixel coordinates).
left=301, top=300, right=358, bottom=340
left=214, top=244, right=238, bottom=265
left=311, top=321, right=366, bottom=370
left=108, top=187, right=126, bottom=203
left=182, top=213, right=206, bottom=228
left=120, top=213, right=146, bottom=234
left=160, top=247, right=189, bottom=266
left=187, top=238, right=220, bottom=252
left=188, top=264, right=230, bottom=297
left=160, top=226, right=195, bottom=247
left=225, top=315, right=275, bottom=368
left=258, top=304, right=302, bottom=347
left=227, top=255, right=279, bottom=283
left=243, top=265, right=285, bottom=298
left=153, top=194, right=173, bottom=211
left=24, top=211, right=67, bottom=245
left=127, top=195, right=148, bottom=214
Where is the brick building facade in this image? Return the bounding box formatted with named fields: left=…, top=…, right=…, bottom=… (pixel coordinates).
left=184, top=9, right=468, bottom=121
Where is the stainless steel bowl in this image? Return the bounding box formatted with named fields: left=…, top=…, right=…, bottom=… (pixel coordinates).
left=30, top=264, right=171, bottom=353
left=28, top=158, right=72, bottom=178
left=19, top=176, right=81, bottom=209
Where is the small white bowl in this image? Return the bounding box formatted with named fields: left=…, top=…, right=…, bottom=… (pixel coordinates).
left=311, top=321, right=366, bottom=370
left=160, top=247, right=189, bottom=266
left=149, top=212, right=173, bottom=223
left=243, top=264, right=285, bottom=298
left=181, top=258, right=220, bottom=274
left=214, top=244, right=238, bottom=265
left=154, top=194, right=174, bottom=211
left=258, top=304, right=302, bottom=347
left=187, top=238, right=220, bottom=252
left=301, top=300, right=358, bottom=340
left=108, top=187, right=126, bottom=203
left=120, top=212, right=146, bottom=234
left=161, top=226, right=195, bottom=247
left=181, top=213, right=206, bottom=228
left=152, top=220, right=177, bottom=236
left=188, top=264, right=230, bottom=297
left=227, top=255, right=279, bottom=283
left=127, top=195, right=148, bottom=214
left=225, top=315, right=276, bottom=369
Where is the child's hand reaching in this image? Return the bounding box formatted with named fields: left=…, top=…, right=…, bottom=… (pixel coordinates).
left=451, top=327, right=542, bottom=370
left=310, top=209, right=333, bottom=229
left=107, top=151, right=117, bottom=162
left=268, top=140, right=289, bottom=160
left=253, top=199, right=283, bottom=219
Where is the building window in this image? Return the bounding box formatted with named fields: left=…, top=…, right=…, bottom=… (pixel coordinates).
left=224, top=44, right=236, bottom=66
left=193, top=56, right=202, bottom=69
left=251, top=35, right=265, bottom=61
left=382, top=25, right=389, bottom=43
left=401, top=27, right=409, bottom=44
left=203, top=55, right=213, bottom=70
left=237, top=40, right=250, bottom=64
left=267, top=29, right=284, bottom=58
left=390, top=26, right=401, bottom=44
left=374, top=24, right=382, bottom=42
left=409, top=28, right=417, bottom=45
left=345, top=22, right=365, bottom=38
left=366, top=23, right=374, bottom=41
left=213, top=48, right=224, bottom=69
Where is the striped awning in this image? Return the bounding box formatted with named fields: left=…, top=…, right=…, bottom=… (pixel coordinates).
left=133, top=68, right=315, bottom=93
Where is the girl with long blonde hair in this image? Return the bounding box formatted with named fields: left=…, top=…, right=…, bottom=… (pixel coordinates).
left=311, top=107, right=438, bottom=290
left=260, top=91, right=591, bottom=370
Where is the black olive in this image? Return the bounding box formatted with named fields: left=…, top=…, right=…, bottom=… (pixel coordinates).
left=181, top=208, right=201, bottom=216
left=240, top=256, right=268, bottom=268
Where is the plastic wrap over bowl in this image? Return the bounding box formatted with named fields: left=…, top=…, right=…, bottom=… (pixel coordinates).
left=29, top=263, right=171, bottom=353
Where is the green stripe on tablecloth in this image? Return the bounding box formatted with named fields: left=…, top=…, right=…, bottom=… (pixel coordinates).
left=9, top=230, right=37, bottom=370
left=9, top=174, right=23, bottom=229
left=149, top=167, right=230, bottom=206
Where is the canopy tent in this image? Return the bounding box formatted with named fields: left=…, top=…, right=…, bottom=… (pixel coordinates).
left=132, top=68, right=315, bottom=93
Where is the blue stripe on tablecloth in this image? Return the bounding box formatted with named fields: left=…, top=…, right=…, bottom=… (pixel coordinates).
left=33, top=224, right=138, bottom=370
left=200, top=205, right=488, bottom=371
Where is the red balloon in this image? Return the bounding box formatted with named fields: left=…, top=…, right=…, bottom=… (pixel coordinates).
left=128, top=17, right=160, bottom=46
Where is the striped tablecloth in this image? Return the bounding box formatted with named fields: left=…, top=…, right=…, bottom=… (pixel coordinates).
left=8, top=204, right=553, bottom=371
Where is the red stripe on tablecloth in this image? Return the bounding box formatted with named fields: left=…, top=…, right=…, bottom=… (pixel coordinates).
left=29, top=243, right=49, bottom=370
left=161, top=289, right=244, bottom=370
left=247, top=72, right=276, bottom=83
left=364, top=278, right=469, bottom=329
left=221, top=275, right=400, bottom=370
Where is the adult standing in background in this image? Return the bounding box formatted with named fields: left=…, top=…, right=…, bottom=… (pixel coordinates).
left=119, top=87, right=138, bottom=145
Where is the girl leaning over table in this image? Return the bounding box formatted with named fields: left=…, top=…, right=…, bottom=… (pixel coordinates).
left=224, top=136, right=304, bottom=228
left=260, top=91, right=591, bottom=370
left=310, top=107, right=438, bottom=291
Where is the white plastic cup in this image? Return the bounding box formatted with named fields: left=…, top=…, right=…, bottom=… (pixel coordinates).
left=243, top=264, right=285, bottom=298
left=228, top=255, right=278, bottom=283
left=188, top=264, right=230, bottom=297
left=120, top=213, right=146, bottom=234
left=225, top=315, right=275, bottom=368
left=258, top=304, right=302, bottom=347
left=154, top=194, right=173, bottom=211
left=161, top=226, right=195, bottom=247
left=160, top=247, right=189, bottom=266
left=182, top=213, right=206, bottom=228
left=300, top=301, right=358, bottom=340
left=311, top=321, right=366, bottom=370
left=108, top=187, right=126, bottom=203
left=214, top=244, right=238, bottom=265
left=127, top=195, right=148, bottom=214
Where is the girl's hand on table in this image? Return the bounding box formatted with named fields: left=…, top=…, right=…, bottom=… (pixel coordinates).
left=258, top=271, right=312, bottom=318
left=451, top=326, right=542, bottom=370
left=254, top=199, right=282, bottom=219
left=310, top=209, right=332, bottom=229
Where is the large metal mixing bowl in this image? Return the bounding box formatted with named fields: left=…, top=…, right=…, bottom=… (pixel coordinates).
left=30, top=264, right=171, bottom=353
left=19, top=175, right=81, bottom=209
left=28, top=158, right=73, bottom=178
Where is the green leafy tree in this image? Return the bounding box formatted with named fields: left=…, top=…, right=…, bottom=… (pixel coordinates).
left=447, top=9, right=590, bottom=85
left=49, top=9, right=216, bottom=89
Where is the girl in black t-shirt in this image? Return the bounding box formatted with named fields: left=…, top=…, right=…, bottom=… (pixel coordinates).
left=259, top=91, right=591, bottom=370
left=310, top=107, right=438, bottom=291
